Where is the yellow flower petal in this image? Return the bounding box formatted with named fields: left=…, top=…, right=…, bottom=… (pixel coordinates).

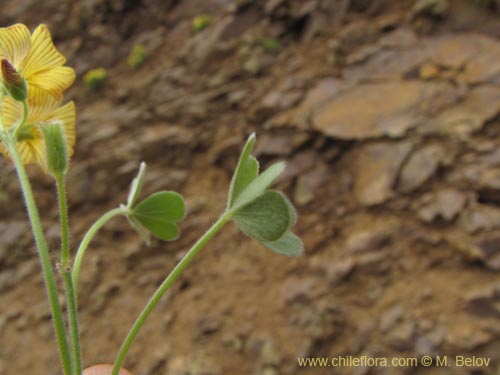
left=20, top=24, right=66, bottom=78
left=1, top=96, right=23, bottom=129
left=26, top=86, right=61, bottom=120
left=27, top=66, right=75, bottom=99
left=18, top=132, right=44, bottom=165
left=0, top=24, right=31, bottom=67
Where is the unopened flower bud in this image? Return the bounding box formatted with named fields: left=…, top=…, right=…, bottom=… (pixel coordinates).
left=1, top=59, right=27, bottom=101
left=41, top=122, right=68, bottom=177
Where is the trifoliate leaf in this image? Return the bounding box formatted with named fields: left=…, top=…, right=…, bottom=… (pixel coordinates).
left=231, top=161, right=286, bottom=210
left=131, top=191, right=185, bottom=241
left=234, top=191, right=292, bottom=242
left=126, top=162, right=146, bottom=208
left=228, top=133, right=259, bottom=208
left=261, top=231, right=303, bottom=257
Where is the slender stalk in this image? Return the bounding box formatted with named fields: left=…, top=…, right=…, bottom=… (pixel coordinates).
left=56, top=176, right=82, bottom=375
left=72, top=207, right=125, bottom=292
left=6, top=137, right=72, bottom=375
left=112, top=212, right=232, bottom=375
left=61, top=271, right=81, bottom=375
left=12, top=100, right=29, bottom=140
left=56, top=176, right=71, bottom=267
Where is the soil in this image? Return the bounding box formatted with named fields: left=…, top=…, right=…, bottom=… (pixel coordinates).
left=0, top=1, right=499, bottom=375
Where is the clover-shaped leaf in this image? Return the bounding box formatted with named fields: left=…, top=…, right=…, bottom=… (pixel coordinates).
left=227, top=133, right=286, bottom=211
left=233, top=191, right=302, bottom=256
left=227, top=133, right=303, bottom=257
left=130, top=191, right=185, bottom=242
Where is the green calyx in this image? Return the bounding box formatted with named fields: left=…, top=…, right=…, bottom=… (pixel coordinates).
left=41, top=122, right=69, bottom=177
left=1, top=59, right=28, bottom=102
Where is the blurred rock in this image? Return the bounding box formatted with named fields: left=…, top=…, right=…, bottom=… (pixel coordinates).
left=197, top=314, right=222, bottom=335
left=384, top=321, right=415, bottom=351
left=398, top=144, right=447, bottom=192
left=415, top=189, right=467, bottom=223
left=313, top=82, right=448, bottom=140
left=420, top=86, right=500, bottom=137
left=344, top=222, right=392, bottom=254
left=471, top=235, right=500, bottom=270
left=459, top=204, right=500, bottom=233
left=379, top=305, right=404, bottom=332
left=353, top=141, right=413, bottom=205
left=411, top=0, right=450, bottom=19
left=466, top=283, right=500, bottom=318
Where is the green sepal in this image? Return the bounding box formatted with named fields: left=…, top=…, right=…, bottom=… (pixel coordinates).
left=234, top=191, right=293, bottom=242
left=130, top=191, right=185, bottom=242
left=40, top=121, right=68, bottom=177
left=261, top=231, right=303, bottom=257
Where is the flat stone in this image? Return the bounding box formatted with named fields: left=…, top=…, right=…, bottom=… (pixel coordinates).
left=398, top=144, right=447, bottom=192
left=458, top=204, right=500, bottom=234
left=427, top=34, right=500, bottom=80
left=472, top=235, right=500, bottom=270
left=344, top=222, right=392, bottom=254
left=344, top=49, right=428, bottom=81
left=266, top=78, right=353, bottom=129
left=420, top=86, right=500, bottom=137
left=416, top=189, right=467, bottom=223
left=380, top=305, right=404, bottom=332
left=353, top=141, right=413, bottom=206
left=465, top=283, right=500, bottom=318
left=476, top=168, right=500, bottom=205
left=426, top=34, right=485, bottom=69
left=411, top=0, right=450, bottom=19
left=313, top=82, right=448, bottom=140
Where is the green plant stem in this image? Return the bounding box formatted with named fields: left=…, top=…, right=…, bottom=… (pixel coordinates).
left=56, top=176, right=71, bottom=267
left=56, top=175, right=82, bottom=375
left=112, top=211, right=233, bottom=375
left=6, top=136, right=72, bottom=375
left=12, top=100, right=28, bottom=140
left=61, top=271, right=81, bottom=375
left=72, top=207, right=125, bottom=292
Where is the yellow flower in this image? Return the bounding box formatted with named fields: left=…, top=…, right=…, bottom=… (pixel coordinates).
left=0, top=89, right=75, bottom=168
left=0, top=23, right=75, bottom=101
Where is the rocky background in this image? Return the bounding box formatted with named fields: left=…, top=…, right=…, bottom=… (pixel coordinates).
left=0, top=0, right=499, bottom=374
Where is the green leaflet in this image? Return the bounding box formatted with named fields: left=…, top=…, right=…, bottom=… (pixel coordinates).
left=227, top=133, right=259, bottom=208
left=231, top=161, right=286, bottom=211
left=234, top=191, right=292, bottom=242
left=131, top=191, right=185, bottom=242
left=261, top=231, right=303, bottom=257
left=126, top=162, right=146, bottom=208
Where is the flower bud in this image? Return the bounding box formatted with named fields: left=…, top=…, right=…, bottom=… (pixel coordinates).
left=41, top=122, right=69, bottom=177
left=1, top=59, right=27, bottom=101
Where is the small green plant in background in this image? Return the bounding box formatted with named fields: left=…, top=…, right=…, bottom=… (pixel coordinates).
left=261, top=37, right=280, bottom=53
left=83, top=68, right=108, bottom=90
left=127, top=44, right=148, bottom=68
left=192, top=14, right=212, bottom=32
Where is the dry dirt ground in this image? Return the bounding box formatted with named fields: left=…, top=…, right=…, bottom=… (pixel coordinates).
left=0, top=0, right=499, bottom=374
